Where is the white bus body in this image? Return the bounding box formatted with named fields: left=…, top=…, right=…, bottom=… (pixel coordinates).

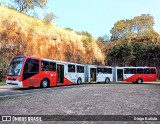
left=85, top=65, right=113, bottom=83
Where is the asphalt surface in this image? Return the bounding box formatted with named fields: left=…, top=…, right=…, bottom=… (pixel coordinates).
left=0, top=84, right=85, bottom=97
left=0, top=83, right=160, bottom=123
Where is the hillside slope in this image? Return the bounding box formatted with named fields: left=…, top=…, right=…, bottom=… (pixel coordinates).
left=0, top=5, right=105, bottom=66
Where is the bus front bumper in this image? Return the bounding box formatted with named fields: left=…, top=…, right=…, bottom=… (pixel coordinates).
left=6, top=80, right=23, bottom=87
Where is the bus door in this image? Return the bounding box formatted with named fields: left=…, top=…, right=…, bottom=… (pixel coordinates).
left=117, top=69, right=123, bottom=81
left=90, top=68, right=96, bottom=83
left=57, top=64, right=64, bottom=84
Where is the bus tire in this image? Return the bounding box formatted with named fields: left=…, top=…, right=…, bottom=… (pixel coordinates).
left=41, top=78, right=50, bottom=88
left=105, top=77, right=110, bottom=83
left=77, top=78, right=82, bottom=85
left=136, top=78, right=143, bottom=84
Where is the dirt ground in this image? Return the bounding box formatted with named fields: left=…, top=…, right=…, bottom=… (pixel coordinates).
left=0, top=83, right=160, bottom=123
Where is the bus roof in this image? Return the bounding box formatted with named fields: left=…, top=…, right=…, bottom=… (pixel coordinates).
left=114, top=66, right=157, bottom=69
left=42, top=58, right=85, bottom=66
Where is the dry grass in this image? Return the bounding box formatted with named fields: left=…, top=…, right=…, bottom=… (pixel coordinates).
left=0, top=5, right=105, bottom=64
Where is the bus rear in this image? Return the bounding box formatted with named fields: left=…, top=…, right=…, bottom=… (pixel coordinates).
left=114, top=67, right=158, bottom=83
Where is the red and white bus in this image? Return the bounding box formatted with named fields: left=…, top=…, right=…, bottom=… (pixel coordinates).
left=113, top=67, right=158, bottom=83
left=6, top=56, right=158, bottom=87
left=6, top=56, right=85, bottom=88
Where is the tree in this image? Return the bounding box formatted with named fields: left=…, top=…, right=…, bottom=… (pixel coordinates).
left=65, top=27, right=73, bottom=31
left=75, top=31, right=92, bottom=37
left=102, top=34, right=110, bottom=42
left=43, top=12, right=56, bottom=24
left=10, top=0, right=47, bottom=13
left=81, top=31, right=92, bottom=37
left=144, top=44, right=160, bottom=66
left=96, top=35, right=110, bottom=56
left=107, top=43, right=133, bottom=66
left=131, top=41, right=147, bottom=66
left=110, top=19, right=132, bottom=41
left=97, top=34, right=110, bottom=42
left=132, top=14, right=154, bottom=35
left=110, top=14, right=158, bottom=42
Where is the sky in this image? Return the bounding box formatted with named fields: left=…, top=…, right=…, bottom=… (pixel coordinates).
left=0, top=0, right=160, bottom=38
left=44, top=0, right=160, bottom=38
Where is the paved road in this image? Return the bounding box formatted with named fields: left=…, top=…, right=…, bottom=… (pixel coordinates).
left=0, top=82, right=160, bottom=97
left=0, top=83, right=160, bottom=123
left=0, top=84, right=86, bottom=97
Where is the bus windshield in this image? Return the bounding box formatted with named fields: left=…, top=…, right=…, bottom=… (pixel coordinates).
left=8, top=57, right=25, bottom=76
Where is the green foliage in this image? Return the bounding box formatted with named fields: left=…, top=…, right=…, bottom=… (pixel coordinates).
left=97, top=34, right=110, bottom=42
left=76, top=31, right=92, bottom=37
left=0, top=81, right=6, bottom=85
left=132, top=14, right=154, bottom=34
left=43, top=12, right=56, bottom=24
left=107, top=13, right=160, bottom=68
left=65, top=27, right=73, bottom=31
left=107, top=43, right=133, bottom=66
left=110, top=14, right=158, bottom=42
left=83, top=31, right=92, bottom=37
left=110, top=19, right=131, bottom=40
left=0, top=57, right=7, bottom=80
left=107, top=41, right=160, bottom=67
left=131, top=41, right=147, bottom=65
left=82, top=36, right=93, bottom=52
left=97, top=37, right=104, bottom=42
left=9, top=0, right=48, bottom=13
left=77, top=31, right=94, bottom=52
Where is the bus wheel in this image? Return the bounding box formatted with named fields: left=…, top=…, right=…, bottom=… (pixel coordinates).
left=137, top=78, right=143, bottom=84
left=105, top=77, right=110, bottom=83
left=77, top=78, right=82, bottom=85
left=41, top=79, right=49, bottom=88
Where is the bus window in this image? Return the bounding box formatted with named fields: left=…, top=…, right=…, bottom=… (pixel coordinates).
left=137, top=68, right=143, bottom=74
left=107, top=68, right=112, bottom=74
left=68, top=64, right=75, bottom=72
left=151, top=68, right=156, bottom=74
left=130, top=68, right=136, bottom=74
left=23, top=59, right=39, bottom=80
left=97, top=68, right=102, bottom=73
left=77, top=65, right=84, bottom=73
left=124, top=68, right=129, bottom=74
left=41, top=61, right=49, bottom=71
left=103, top=68, right=107, bottom=73
left=144, top=68, right=150, bottom=74
left=24, top=59, right=39, bottom=73
left=8, top=57, right=25, bottom=76
left=49, top=62, right=56, bottom=71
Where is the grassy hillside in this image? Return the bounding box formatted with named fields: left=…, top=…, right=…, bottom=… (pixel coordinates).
left=0, top=4, right=105, bottom=68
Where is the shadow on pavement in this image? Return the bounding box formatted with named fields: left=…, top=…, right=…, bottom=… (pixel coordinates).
left=5, top=82, right=160, bottom=91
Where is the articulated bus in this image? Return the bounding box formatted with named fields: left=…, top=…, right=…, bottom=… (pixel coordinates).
left=6, top=56, right=85, bottom=88
left=6, top=56, right=113, bottom=88
left=6, top=56, right=158, bottom=87
left=85, top=65, right=113, bottom=83
left=113, top=67, right=158, bottom=83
